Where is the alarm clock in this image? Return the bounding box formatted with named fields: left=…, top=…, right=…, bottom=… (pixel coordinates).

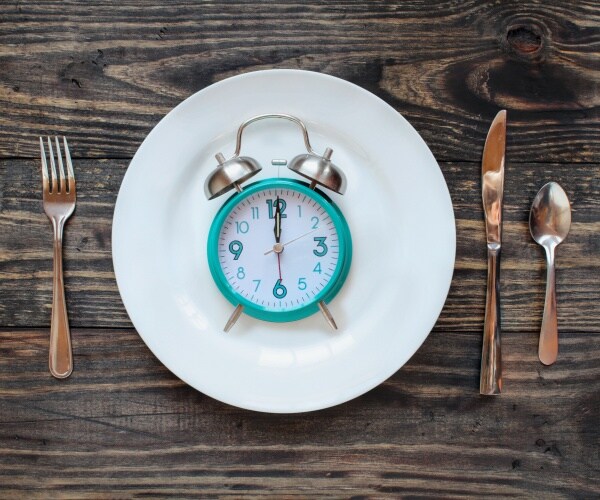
left=204, top=114, right=352, bottom=332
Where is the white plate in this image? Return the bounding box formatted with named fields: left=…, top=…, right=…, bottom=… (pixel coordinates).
left=112, top=69, right=455, bottom=413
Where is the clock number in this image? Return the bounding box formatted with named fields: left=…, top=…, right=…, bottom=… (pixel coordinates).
left=313, top=237, right=328, bottom=257
left=237, top=267, right=246, bottom=279
left=297, top=277, right=307, bottom=290
left=252, top=279, right=261, bottom=292
left=311, top=216, right=319, bottom=229
left=235, top=221, right=249, bottom=234
left=273, top=279, right=287, bottom=299
left=228, top=240, right=243, bottom=260
left=251, top=207, right=259, bottom=219
left=266, top=198, right=287, bottom=219
left=297, top=205, right=302, bottom=217
left=313, top=262, right=322, bottom=274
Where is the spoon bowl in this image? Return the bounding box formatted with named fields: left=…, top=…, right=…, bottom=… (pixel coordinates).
left=529, top=182, right=571, bottom=365
left=530, top=182, right=571, bottom=247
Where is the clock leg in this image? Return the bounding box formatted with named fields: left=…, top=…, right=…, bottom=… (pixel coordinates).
left=224, top=304, right=244, bottom=332
left=318, top=301, right=338, bottom=331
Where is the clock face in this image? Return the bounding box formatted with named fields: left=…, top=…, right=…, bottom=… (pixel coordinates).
left=207, top=179, right=352, bottom=322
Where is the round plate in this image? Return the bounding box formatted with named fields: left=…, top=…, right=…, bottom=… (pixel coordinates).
left=112, top=69, right=455, bottom=413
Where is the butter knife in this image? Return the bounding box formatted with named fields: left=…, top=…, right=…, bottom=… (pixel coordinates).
left=480, top=110, right=506, bottom=395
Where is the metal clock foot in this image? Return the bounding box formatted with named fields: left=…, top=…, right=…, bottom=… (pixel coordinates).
left=318, top=301, right=338, bottom=330
left=224, top=304, right=244, bottom=332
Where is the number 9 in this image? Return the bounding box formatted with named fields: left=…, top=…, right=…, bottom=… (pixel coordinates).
left=229, top=240, right=243, bottom=260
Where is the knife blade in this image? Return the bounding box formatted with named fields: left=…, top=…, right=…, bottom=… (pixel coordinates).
left=480, top=109, right=506, bottom=395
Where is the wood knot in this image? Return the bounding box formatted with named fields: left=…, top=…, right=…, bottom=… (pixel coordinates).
left=506, top=24, right=543, bottom=55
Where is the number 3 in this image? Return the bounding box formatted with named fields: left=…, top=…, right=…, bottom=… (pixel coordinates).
left=313, top=237, right=328, bottom=257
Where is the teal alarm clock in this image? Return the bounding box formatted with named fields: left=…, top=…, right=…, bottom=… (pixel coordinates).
left=204, top=114, right=352, bottom=332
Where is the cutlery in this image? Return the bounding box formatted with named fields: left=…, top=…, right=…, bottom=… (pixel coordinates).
left=529, top=182, right=571, bottom=365
left=480, top=110, right=506, bottom=395
left=40, top=137, right=77, bottom=379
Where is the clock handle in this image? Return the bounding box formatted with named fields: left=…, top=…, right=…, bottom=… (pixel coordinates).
left=206, top=114, right=346, bottom=199
left=232, top=114, right=317, bottom=157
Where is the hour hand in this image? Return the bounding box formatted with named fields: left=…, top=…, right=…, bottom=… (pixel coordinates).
left=273, top=196, right=282, bottom=243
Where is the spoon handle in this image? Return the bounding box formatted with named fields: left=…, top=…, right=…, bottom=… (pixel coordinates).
left=539, top=246, right=558, bottom=365
left=480, top=245, right=502, bottom=395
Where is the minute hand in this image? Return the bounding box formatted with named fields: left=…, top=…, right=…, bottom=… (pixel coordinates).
left=264, top=229, right=317, bottom=255
left=273, top=196, right=282, bottom=243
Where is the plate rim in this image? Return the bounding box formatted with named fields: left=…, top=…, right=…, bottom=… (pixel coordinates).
left=112, top=68, right=456, bottom=413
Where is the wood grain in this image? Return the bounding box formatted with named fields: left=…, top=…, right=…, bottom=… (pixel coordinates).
left=1, top=159, right=598, bottom=332
left=0, top=328, right=598, bottom=497
left=0, top=0, right=598, bottom=162
left=0, top=330, right=600, bottom=498
left=1, top=1, right=599, bottom=497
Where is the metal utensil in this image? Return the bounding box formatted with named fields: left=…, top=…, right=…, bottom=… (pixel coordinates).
left=480, top=110, right=506, bottom=395
left=529, top=182, right=571, bottom=365
left=40, top=136, right=77, bottom=379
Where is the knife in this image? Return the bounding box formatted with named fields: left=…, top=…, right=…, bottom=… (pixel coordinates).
left=480, top=110, right=506, bottom=395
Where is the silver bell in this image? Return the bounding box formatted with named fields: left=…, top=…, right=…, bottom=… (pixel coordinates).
left=204, top=152, right=262, bottom=200
left=288, top=147, right=347, bottom=195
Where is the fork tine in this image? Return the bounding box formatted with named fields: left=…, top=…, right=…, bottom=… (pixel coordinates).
left=62, top=136, right=75, bottom=193
left=39, top=137, right=50, bottom=193
left=46, top=137, right=58, bottom=193
left=54, top=136, right=66, bottom=193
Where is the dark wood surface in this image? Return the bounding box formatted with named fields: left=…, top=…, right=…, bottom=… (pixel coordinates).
left=0, top=1, right=598, bottom=497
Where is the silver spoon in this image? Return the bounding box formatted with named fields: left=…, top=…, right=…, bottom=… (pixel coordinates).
left=529, top=182, right=571, bottom=365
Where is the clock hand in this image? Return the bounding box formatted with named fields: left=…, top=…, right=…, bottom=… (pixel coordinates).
left=277, top=252, right=282, bottom=282
left=269, top=196, right=284, bottom=283
left=273, top=195, right=282, bottom=243
left=264, top=229, right=317, bottom=255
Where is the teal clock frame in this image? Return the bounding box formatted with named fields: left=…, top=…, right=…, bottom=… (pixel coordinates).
left=207, top=178, right=352, bottom=323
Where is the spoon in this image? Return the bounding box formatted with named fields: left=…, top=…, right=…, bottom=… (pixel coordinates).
left=529, top=182, right=571, bottom=365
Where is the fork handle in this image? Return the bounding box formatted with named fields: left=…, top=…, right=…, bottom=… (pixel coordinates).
left=49, top=217, right=73, bottom=379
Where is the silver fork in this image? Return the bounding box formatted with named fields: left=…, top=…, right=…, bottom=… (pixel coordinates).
left=40, top=137, right=77, bottom=379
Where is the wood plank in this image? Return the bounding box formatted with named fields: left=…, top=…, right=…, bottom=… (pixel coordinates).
left=0, top=1, right=598, bottom=162
left=1, top=159, right=598, bottom=332
left=0, top=328, right=597, bottom=497
left=1, top=1, right=598, bottom=497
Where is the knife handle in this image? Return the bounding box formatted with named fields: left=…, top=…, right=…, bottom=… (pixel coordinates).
left=480, top=245, right=502, bottom=395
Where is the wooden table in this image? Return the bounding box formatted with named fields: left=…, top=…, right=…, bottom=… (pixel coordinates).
left=1, top=1, right=598, bottom=497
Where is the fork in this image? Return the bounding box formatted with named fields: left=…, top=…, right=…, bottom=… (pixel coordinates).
left=40, top=137, right=76, bottom=379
